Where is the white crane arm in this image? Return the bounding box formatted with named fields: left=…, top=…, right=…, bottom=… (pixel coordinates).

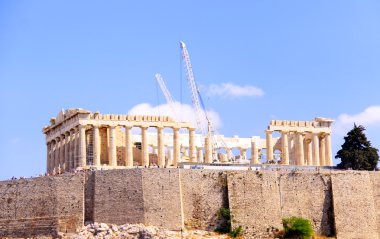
left=155, top=73, right=178, bottom=121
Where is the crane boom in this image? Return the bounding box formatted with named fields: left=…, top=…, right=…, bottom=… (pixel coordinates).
left=180, top=41, right=234, bottom=162
left=155, top=73, right=179, bottom=121
left=180, top=41, right=208, bottom=136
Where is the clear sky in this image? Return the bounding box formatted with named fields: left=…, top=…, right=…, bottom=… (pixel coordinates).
left=1, top=1, right=380, bottom=180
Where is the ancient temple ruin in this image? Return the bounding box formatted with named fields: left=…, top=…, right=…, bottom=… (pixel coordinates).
left=42, top=108, right=334, bottom=174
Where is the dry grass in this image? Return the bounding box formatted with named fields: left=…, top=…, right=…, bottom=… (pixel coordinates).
left=313, top=236, right=336, bottom=239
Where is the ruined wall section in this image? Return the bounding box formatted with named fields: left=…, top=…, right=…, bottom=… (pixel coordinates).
left=142, top=169, right=183, bottom=230
left=370, top=172, right=380, bottom=238
left=55, top=174, right=85, bottom=233
left=93, top=169, right=145, bottom=225
left=278, top=172, right=334, bottom=236
left=0, top=174, right=84, bottom=238
left=332, top=172, right=378, bottom=239
left=92, top=169, right=183, bottom=230
left=227, top=171, right=282, bottom=238
left=180, top=170, right=228, bottom=230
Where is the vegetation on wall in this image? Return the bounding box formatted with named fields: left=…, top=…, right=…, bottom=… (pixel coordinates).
left=282, top=216, right=314, bottom=239
left=214, top=207, right=243, bottom=238
left=336, top=124, right=379, bottom=170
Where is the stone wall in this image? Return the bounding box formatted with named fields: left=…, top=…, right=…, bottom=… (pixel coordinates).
left=0, top=174, right=84, bottom=238
left=278, top=172, right=334, bottom=236
left=92, top=169, right=182, bottom=230
left=181, top=170, right=228, bottom=230
left=2, top=169, right=380, bottom=238
left=227, top=171, right=282, bottom=237
left=227, top=171, right=335, bottom=237
left=93, top=169, right=145, bottom=225
left=142, top=169, right=183, bottom=230
left=332, top=172, right=379, bottom=239
left=370, top=172, right=380, bottom=238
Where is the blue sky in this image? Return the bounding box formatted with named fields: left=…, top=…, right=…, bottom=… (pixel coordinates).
left=1, top=1, right=380, bottom=179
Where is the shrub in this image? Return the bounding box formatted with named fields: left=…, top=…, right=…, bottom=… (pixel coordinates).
left=215, top=207, right=244, bottom=237
left=282, top=216, right=314, bottom=239
left=215, top=207, right=231, bottom=233
left=230, top=226, right=243, bottom=238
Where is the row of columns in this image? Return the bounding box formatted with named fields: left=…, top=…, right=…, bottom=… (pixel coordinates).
left=47, top=124, right=198, bottom=173
left=263, top=130, right=332, bottom=166
left=46, top=125, right=87, bottom=174
left=92, top=125, right=197, bottom=168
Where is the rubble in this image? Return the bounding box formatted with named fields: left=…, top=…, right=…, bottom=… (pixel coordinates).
left=63, top=222, right=231, bottom=239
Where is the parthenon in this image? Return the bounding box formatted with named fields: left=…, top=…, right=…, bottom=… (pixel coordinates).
left=42, top=108, right=334, bottom=174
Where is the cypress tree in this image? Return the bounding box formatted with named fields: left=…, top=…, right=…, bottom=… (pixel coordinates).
left=336, top=124, right=379, bottom=170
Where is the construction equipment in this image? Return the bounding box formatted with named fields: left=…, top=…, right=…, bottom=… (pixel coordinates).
left=155, top=73, right=179, bottom=121
left=180, top=41, right=232, bottom=162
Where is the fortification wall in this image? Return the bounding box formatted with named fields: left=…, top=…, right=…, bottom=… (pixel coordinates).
left=278, top=172, right=334, bottom=236
left=1, top=169, right=380, bottom=238
left=332, top=172, right=379, bottom=239
left=370, top=172, right=380, bottom=238
left=142, top=169, right=183, bottom=230
left=180, top=170, right=228, bottom=230
left=227, top=171, right=282, bottom=237
left=93, top=169, right=145, bottom=225
left=0, top=174, right=84, bottom=238
left=227, top=171, right=335, bottom=237
left=92, top=169, right=182, bottom=230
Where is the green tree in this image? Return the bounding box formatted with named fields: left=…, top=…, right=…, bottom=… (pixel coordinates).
left=336, top=124, right=379, bottom=170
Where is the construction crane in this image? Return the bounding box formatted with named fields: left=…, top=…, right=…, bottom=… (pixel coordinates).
left=179, top=41, right=209, bottom=137
left=180, top=41, right=231, bottom=162
left=155, top=73, right=179, bottom=121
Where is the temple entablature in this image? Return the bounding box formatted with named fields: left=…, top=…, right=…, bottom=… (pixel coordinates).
left=267, top=117, right=334, bottom=133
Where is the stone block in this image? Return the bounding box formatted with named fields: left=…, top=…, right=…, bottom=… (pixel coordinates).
left=278, top=172, right=334, bottom=236
left=332, top=172, right=378, bottom=239
left=180, top=170, right=228, bottom=230
left=93, top=169, right=145, bottom=225
left=142, top=169, right=183, bottom=230
left=227, top=171, right=282, bottom=237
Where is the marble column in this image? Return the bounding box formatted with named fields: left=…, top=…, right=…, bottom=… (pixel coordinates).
left=47, top=142, right=51, bottom=173
left=204, top=136, right=212, bottom=163
left=266, top=130, right=274, bottom=161
left=141, top=126, right=149, bottom=166
left=79, top=124, right=87, bottom=167
left=312, top=133, right=320, bottom=166
left=93, top=125, right=100, bottom=167
left=173, top=128, right=180, bottom=166
left=305, top=139, right=313, bottom=166
left=60, top=135, right=65, bottom=172
left=50, top=141, right=56, bottom=173
left=157, top=127, right=165, bottom=167
left=197, top=147, right=204, bottom=162
left=319, top=136, right=326, bottom=166
left=68, top=130, right=74, bottom=170
left=281, top=131, right=289, bottom=165
left=296, top=132, right=304, bottom=165
left=55, top=138, right=60, bottom=172
left=65, top=132, right=70, bottom=171
left=168, top=148, right=174, bottom=166
left=189, top=128, right=196, bottom=163
left=325, top=133, right=332, bottom=166
left=227, top=148, right=233, bottom=161
left=240, top=148, right=247, bottom=161
left=109, top=126, right=117, bottom=167
left=125, top=126, right=133, bottom=167
left=72, top=128, right=78, bottom=169
left=251, top=140, right=259, bottom=164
